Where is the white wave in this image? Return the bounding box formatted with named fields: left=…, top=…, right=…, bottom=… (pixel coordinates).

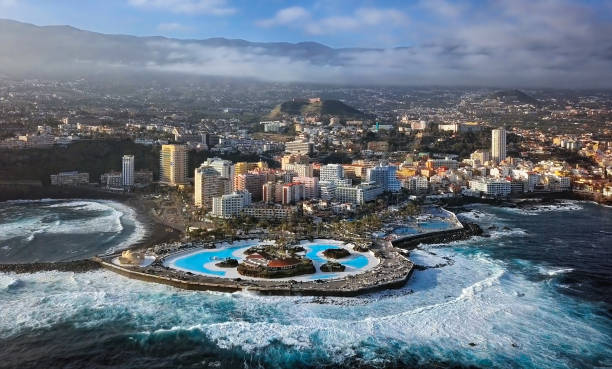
left=1, top=277, right=24, bottom=290
left=409, top=249, right=449, bottom=267
left=538, top=266, right=574, bottom=277
left=101, top=200, right=147, bottom=253
left=0, top=247, right=609, bottom=368
left=1, top=198, right=60, bottom=204
left=501, top=201, right=584, bottom=215
left=0, top=217, right=43, bottom=241
left=0, top=199, right=146, bottom=255
left=457, top=209, right=498, bottom=222
left=488, top=228, right=528, bottom=239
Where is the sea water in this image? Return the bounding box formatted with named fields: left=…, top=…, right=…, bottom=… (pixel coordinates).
left=0, top=199, right=145, bottom=262
left=0, top=201, right=610, bottom=368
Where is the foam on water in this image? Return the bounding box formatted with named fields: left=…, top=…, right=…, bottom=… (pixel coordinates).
left=498, top=200, right=584, bottom=216
left=0, top=240, right=609, bottom=368
left=0, top=199, right=146, bottom=261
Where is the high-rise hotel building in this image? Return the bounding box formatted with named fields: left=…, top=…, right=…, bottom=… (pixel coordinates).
left=491, top=128, right=507, bottom=163
left=194, top=164, right=230, bottom=210
left=122, top=155, right=135, bottom=187
left=160, top=144, right=188, bottom=186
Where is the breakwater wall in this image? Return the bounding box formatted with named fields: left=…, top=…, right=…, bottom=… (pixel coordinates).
left=95, top=249, right=414, bottom=297
left=392, top=223, right=483, bottom=249
left=0, top=260, right=102, bottom=274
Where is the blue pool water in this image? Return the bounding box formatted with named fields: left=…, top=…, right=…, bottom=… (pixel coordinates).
left=393, top=218, right=455, bottom=235
left=173, top=245, right=253, bottom=276
left=2, top=202, right=611, bottom=368
left=305, top=244, right=369, bottom=269
left=172, top=243, right=372, bottom=277
left=393, top=227, right=419, bottom=235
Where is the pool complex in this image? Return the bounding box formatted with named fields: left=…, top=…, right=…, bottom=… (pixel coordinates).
left=166, top=240, right=375, bottom=280
left=172, top=244, right=254, bottom=277
left=392, top=218, right=457, bottom=235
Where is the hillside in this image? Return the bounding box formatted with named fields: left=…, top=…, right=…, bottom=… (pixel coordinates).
left=0, top=140, right=160, bottom=184
left=489, top=89, right=541, bottom=106
left=268, top=99, right=365, bottom=119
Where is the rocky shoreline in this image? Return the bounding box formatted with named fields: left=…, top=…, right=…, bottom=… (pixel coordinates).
left=392, top=223, right=483, bottom=249
left=0, top=260, right=101, bottom=274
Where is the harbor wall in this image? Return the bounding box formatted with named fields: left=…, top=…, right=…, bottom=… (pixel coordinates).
left=391, top=223, right=482, bottom=249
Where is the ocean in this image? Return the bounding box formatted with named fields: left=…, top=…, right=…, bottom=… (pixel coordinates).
left=0, top=200, right=610, bottom=369
left=0, top=199, right=145, bottom=263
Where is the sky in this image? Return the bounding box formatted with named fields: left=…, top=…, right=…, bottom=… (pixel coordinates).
left=1, top=0, right=612, bottom=87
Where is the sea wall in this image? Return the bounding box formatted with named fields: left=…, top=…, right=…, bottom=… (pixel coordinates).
left=392, top=223, right=483, bottom=249
left=0, top=260, right=102, bottom=274
left=95, top=248, right=414, bottom=297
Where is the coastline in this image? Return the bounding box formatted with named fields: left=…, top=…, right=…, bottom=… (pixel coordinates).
left=0, top=189, right=181, bottom=259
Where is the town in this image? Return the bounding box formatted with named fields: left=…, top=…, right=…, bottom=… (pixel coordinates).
left=1, top=81, right=610, bottom=217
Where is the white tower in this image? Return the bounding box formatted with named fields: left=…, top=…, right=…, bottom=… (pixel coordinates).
left=122, top=155, right=135, bottom=187
left=491, top=128, right=507, bottom=163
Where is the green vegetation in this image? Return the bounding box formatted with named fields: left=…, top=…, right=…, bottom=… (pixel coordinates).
left=489, top=89, right=541, bottom=107
left=268, top=99, right=365, bottom=119
left=0, top=139, right=159, bottom=184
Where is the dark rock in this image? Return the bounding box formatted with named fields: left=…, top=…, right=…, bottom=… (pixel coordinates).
left=323, top=248, right=350, bottom=259
left=320, top=262, right=346, bottom=272
left=215, top=258, right=239, bottom=268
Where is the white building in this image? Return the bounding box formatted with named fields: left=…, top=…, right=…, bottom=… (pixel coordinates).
left=211, top=191, right=252, bottom=218
left=469, top=178, right=511, bottom=197
left=203, top=157, right=234, bottom=179
left=491, top=128, right=507, bottom=163
left=320, top=164, right=352, bottom=186
left=195, top=165, right=230, bottom=209
left=319, top=181, right=336, bottom=201
left=241, top=204, right=297, bottom=220
left=122, top=155, right=135, bottom=187
left=285, top=140, right=313, bottom=155
left=426, top=158, right=459, bottom=170
left=403, top=176, right=429, bottom=193
left=50, top=171, right=89, bottom=186
left=335, top=181, right=383, bottom=205
left=283, top=163, right=313, bottom=177
left=261, top=121, right=284, bottom=133
left=293, top=176, right=319, bottom=199
left=365, top=164, right=401, bottom=192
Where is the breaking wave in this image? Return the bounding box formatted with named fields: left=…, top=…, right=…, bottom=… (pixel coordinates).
left=0, top=243, right=610, bottom=368
left=0, top=199, right=146, bottom=262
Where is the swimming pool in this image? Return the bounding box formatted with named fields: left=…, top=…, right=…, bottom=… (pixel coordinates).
left=392, top=218, right=456, bottom=236
left=305, top=244, right=370, bottom=269
left=171, top=243, right=257, bottom=277
left=166, top=240, right=377, bottom=280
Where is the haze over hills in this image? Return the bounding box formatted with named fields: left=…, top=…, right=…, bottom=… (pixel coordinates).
left=489, top=89, right=541, bottom=107
left=1, top=18, right=611, bottom=88
left=268, top=98, right=366, bottom=119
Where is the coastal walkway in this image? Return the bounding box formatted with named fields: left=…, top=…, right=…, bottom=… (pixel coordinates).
left=94, top=243, right=414, bottom=297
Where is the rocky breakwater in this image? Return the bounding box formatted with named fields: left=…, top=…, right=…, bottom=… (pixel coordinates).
left=392, top=223, right=483, bottom=249
left=0, top=260, right=102, bottom=274
left=96, top=242, right=414, bottom=297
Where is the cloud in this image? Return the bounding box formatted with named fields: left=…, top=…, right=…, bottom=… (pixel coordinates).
left=128, top=0, right=236, bottom=15
left=157, top=22, right=191, bottom=32
left=256, top=6, right=310, bottom=27
left=1, top=0, right=611, bottom=88
left=257, top=6, right=408, bottom=35
left=134, top=34, right=612, bottom=88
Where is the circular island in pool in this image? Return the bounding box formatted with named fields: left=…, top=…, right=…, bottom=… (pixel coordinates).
left=96, top=237, right=414, bottom=296
left=161, top=239, right=380, bottom=282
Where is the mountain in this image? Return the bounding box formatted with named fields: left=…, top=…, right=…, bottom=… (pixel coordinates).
left=268, top=98, right=365, bottom=119
left=0, top=19, right=354, bottom=81
left=489, top=89, right=541, bottom=106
